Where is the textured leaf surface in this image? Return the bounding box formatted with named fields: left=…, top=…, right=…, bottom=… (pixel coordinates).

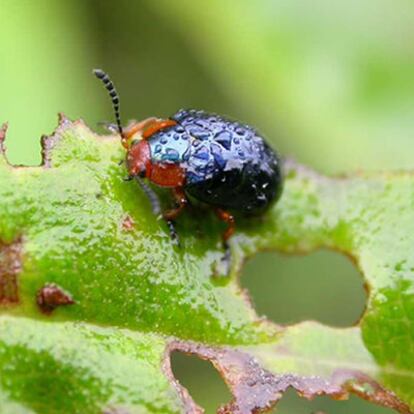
left=0, top=118, right=413, bottom=413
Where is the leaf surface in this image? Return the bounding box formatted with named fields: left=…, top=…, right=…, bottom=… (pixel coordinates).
left=0, top=118, right=412, bottom=413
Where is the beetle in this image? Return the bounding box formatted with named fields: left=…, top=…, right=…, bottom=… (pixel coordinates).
left=93, top=69, right=283, bottom=267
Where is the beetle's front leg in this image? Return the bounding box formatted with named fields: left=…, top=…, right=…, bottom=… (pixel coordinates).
left=163, top=187, right=188, bottom=221
left=121, top=117, right=158, bottom=148
left=121, top=118, right=177, bottom=149
left=162, top=187, right=188, bottom=246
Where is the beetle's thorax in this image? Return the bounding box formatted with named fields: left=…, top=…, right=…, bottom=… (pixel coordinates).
left=127, top=139, right=186, bottom=188
left=148, top=163, right=186, bottom=187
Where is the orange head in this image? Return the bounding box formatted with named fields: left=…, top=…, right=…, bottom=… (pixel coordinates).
left=93, top=69, right=185, bottom=187
left=126, top=140, right=151, bottom=178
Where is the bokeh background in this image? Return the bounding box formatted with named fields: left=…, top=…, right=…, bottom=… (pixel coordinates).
left=1, top=0, right=414, bottom=412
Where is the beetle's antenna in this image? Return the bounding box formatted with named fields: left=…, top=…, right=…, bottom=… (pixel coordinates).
left=93, top=69, right=124, bottom=138
left=135, top=177, right=179, bottom=245
left=136, top=177, right=161, bottom=216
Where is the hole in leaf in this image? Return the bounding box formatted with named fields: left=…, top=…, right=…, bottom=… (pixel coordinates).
left=171, top=351, right=232, bottom=412
left=242, top=250, right=366, bottom=326
left=275, top=388, right=396, bottom=413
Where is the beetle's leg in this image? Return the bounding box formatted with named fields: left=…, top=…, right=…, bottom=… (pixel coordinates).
left=121, top=117, right=158, bottom=148
left=121, top=118, right=177, bottom=148
left=162, top=187, right=188, bottom=246
left=215, top=208, right=235, bottom=244
left=142, top=119, right=177, bottom=140
left=163, top=187, right=188, bottom=221
left=215, top=208, right=235, bottom=276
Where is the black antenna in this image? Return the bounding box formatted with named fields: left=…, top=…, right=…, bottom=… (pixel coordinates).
left=136, top=177, right=161, bottom=216
left=93, top=69, right=123, bottom=138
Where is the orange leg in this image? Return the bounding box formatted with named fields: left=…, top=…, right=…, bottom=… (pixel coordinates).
left=142, top=119, right=177, bottom=139
left=163, top=187, right=188, bottom=221
left=215, top=208, right=235, bottom=243
left=121, top=117, right=158, bottom=148
left=214, top=208, right=235, bottom=277
left=162, top=187, right=188, bottom=246
left=121, top=118, right=178, bottom=149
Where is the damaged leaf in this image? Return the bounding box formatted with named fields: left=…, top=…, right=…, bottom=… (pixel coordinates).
left=0, top=237, right=22, bottom=305
left=0, top=117, right=413, bottom=413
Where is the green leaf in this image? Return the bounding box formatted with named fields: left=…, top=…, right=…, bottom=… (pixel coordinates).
left=0, top=118, right=413, bottom=413
left=0, top=317, right=182, bottom=414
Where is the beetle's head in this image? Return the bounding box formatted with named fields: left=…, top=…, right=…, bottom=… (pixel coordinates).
left=126, top=140, right=151, bottom=178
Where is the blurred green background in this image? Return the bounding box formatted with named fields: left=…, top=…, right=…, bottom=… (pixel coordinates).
left=1, top=0, right=413, bottom=412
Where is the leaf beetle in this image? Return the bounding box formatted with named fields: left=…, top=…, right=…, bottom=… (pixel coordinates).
left=94, top=69, right=283, bottom=270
